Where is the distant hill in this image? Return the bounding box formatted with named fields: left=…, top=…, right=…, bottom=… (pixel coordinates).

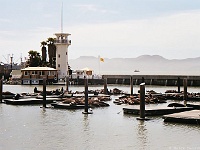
left=69, top=55, right=200, bottom=75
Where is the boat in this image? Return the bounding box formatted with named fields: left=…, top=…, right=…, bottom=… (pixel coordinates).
left=134, top=70, right=140, bottom=72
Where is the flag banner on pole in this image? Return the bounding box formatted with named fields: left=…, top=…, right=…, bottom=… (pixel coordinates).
left=100, top=57, right=104, bottom=62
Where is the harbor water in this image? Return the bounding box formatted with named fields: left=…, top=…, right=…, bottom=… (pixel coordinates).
left=1, top=84, right=200, bottom=150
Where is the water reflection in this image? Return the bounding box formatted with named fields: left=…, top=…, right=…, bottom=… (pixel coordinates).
left=82, top=114, right=91, bottom=150
left=83, top=114, right=90, bottom=131
left=137, top=120, right=148, bottom=150
left=40, top=107, right=47, bottom=118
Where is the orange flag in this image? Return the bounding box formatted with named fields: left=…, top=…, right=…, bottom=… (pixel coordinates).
left=100, top=57, right=104, bottom=62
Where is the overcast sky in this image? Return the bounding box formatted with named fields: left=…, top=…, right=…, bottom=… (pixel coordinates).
left=1, top=0, right=200, bottom=63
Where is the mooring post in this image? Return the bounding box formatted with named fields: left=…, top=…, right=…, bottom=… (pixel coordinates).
left=130, top=76, right=133, bottom=96
left=177, top=77, right=180, bottom=93
left=139, top=83, right=145, bottom=119
left=104, top=78, right=107, bottom=95
left=183, top=78, right=187, bottom=106
left=84, top=78, right=89, bottom=113
left=0, top=79, right=2, bottom=103
left=43, top=77, right=46, bottom=108
left=136, top=83, right=149, bottom=120
left=66, top=76, right=69, bottom=92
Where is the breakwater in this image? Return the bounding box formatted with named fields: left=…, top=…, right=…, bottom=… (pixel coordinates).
left=70, top=75, right=200, bottom=86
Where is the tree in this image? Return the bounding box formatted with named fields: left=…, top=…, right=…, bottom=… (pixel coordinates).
left=41, top=41, right=47, bottom=62
left=26, top=50, right=42, bottom=67
left=47, top=37, right=56, bottom=68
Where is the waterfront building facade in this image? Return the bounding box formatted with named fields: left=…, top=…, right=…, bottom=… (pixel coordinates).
left=21, top=67, right=58, bottom=85
left=0, top=63, right=4, bottom=78
left=54, top=33, right=71, bottom=80
left=71, top=68, right=94, bottom=79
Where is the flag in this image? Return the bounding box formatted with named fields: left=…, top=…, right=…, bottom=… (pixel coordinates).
left=100, top=57, right=104, bottom=62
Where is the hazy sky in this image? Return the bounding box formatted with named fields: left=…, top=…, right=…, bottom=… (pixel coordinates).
left=1, top=0, right=200, bottom=63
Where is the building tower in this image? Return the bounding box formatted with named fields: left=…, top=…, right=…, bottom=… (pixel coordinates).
left=54, top=33, right=71, bottom=79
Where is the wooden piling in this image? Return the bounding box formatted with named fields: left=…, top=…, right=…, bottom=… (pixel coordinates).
left=0, top=79, right=2, bottom=103
left=177, top=77, right=180, bottom=93
left=43, top=77, right=46, bottom=108
left=136, top=83, right=150, bottom=120
left=66, top=76, right=69, bottom=92
left=183, top=78, right=187, bottom=106
left=104, top=78, right=107, bottom=95
left=83, top=78, right=89, bottom=114
left=130, top=76, right=133, bottom=96
left=139, top=83, right=145, bottom=119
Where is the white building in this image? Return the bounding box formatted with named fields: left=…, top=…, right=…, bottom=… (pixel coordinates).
left=54, top=33, right=71, bottom=80
left=71, top=68, right=102, bottom=79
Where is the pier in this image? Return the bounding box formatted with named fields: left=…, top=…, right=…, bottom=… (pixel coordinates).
left=68, top=75, right=200, bottom=86
left=6, top=74, right=200, bottom=86
left=102, top=75, right=200, bottom=86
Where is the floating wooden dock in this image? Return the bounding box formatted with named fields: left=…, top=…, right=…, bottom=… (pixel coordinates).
left=4, top=98, right=54, bottom=105
left=123, top=107, right=194, bottom=116
left=163, top=110, right=200, bottom=124
left=51, top=103, right=86, bottom=109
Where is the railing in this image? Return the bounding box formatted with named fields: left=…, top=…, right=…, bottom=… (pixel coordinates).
left=55, top=40, right=71, bottom=44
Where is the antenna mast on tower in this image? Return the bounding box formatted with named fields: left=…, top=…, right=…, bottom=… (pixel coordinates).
left=61, top=2, right=63, bottom=33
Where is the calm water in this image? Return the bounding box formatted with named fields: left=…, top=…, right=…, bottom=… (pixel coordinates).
left=0, top=84, right=200, bottom=150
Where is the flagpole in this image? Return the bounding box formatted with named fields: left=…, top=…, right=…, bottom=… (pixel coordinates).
left=98, top=55, right=100, bottom=75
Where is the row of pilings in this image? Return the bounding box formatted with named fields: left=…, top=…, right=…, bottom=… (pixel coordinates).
left=0, top=77, right=189, bottom=118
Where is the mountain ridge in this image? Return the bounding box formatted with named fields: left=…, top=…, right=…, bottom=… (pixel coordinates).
left=69, top=55, right=200, bottom=75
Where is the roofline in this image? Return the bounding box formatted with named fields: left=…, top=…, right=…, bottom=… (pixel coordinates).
left=21, top=67, right=57, bottom=71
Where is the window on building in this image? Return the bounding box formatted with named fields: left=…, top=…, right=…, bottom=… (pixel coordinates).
left=40, top=71, right=45, bottom=75
left=32, top=71, right=37, bottom=75
left=24, top=71, right=29, bottom=76
left=58, top=54, right=60, bottom=58
left=66, top=52, right=67, bottom=55
left=58, top=64, right=60, bottom=67
left=48, top=71, right=51, bottom=76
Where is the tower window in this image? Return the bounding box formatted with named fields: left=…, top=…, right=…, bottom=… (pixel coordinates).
left=58, top=54, right=60, bottom=58
left=58, top=64, right=60, bottom=67
left=66, top=52, right=67, bottom=55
